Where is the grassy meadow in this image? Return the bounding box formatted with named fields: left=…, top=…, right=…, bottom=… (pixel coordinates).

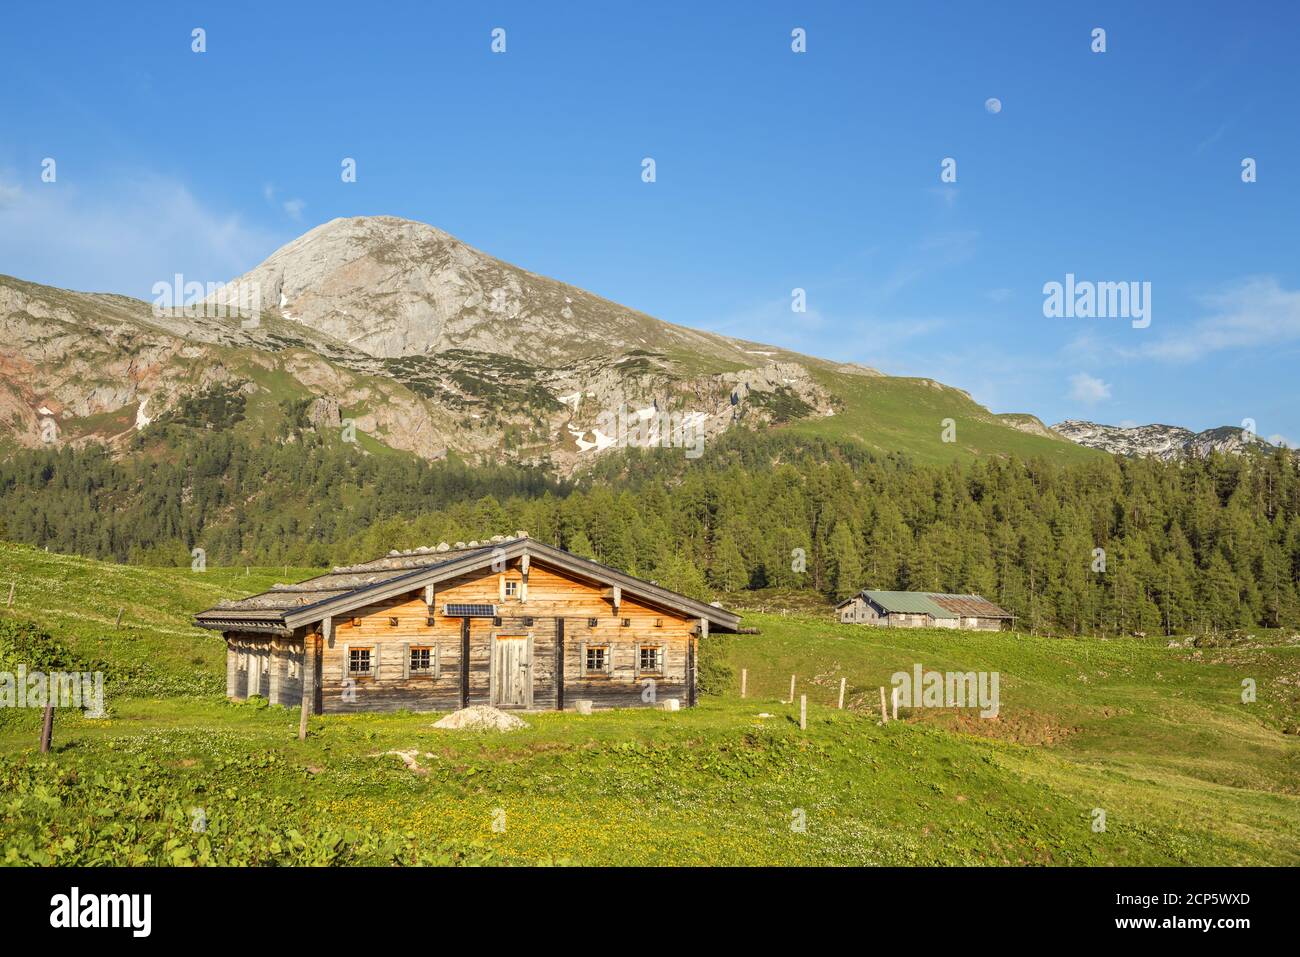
left=0, top=542, right=1297, bottom=866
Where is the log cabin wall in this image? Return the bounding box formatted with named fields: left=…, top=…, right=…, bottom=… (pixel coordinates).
left=224, top=633, right=294, bottom=703
left=442, top=562, right=693, bottom=710
left=225, top=632, right=281, bottom=702
left=226, top=558, right=700, bottom=714
left=269, top=636, right=304, bottom=706
left=318, top=594, right=464, bottom=714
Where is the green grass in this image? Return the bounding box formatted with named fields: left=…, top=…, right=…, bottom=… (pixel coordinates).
left=0, top=544, right=1296, bottom=866
left=0, top=542, right=321, bottom=690
left=792, top=369, right=1102, bottom=465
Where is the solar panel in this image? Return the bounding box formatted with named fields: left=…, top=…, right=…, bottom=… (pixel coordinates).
left=442, top=603, right=497, bottom=618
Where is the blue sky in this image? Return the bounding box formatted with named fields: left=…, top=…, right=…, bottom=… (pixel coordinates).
left=2, top=1, right=1297, bottom=441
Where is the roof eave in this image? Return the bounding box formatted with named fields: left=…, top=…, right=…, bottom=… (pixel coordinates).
left=197, top=538, right=742, bottom=635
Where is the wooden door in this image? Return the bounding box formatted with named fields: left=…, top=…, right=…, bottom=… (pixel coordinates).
left=491, top=635, right=531, bottom=708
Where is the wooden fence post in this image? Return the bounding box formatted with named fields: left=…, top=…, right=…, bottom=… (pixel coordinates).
left=838, top=677, right=846, bottom=710
left=39, top=704, right=54, bottom=753
left=740, top=668, right=747, bottom=699
left=788, top=674, right=796, bottom=704
left=6, top=581, right=14, bottom=607
left=799, top=694, right=807, bottom=731
left=891, top=686, right=899, bottom=721
left=879, top=686, right=889, bottom=724
left=114, top=608, right=124, bottom=628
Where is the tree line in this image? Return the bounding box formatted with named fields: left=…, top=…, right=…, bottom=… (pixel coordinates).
left=2, top=423, right=1298, bottom=636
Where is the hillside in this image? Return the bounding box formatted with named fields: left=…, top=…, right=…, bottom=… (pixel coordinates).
left=0, top=545, right=1297, bottom=865
left=0, top=215, right=1096, bottom=472
left=0, top=542, right=319, bottom=696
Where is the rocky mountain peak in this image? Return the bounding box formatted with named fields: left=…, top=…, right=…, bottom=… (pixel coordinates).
left=1053, top=419, right=1281, bottom=460
left=210, top=215, right=770, bottom=367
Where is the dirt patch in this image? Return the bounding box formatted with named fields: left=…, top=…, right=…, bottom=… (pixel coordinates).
left=905, top=708, right=1079, bottom=746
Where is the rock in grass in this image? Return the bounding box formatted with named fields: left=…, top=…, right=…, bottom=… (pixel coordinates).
left=432, top=705, right=529, bottom=731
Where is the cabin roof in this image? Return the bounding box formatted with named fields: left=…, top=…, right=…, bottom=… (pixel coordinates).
left=194, top=536, right=741, bottom=634
left=837, top=590, right=1013, bottom=619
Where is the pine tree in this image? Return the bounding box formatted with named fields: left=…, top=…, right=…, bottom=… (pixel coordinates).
left=826, top=521, right=863, bottom=601
left=566, top=529, right=597, bottom=560
left=708, top=531, right=747, bottom=592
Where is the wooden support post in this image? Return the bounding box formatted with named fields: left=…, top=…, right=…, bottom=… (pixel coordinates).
left=520, top=552, right=530, bottom=603
left=788, top=674, right=796, bottom=704
left=799, top=694, right=807, bottom=731
left=298, top=634, right=317, bottom=741
left=740, top=668, right=747, bottom=698
left=39, top=704, right=54, bottom=753
left=424, top=584, right=436, bottom=616
left=838, top=677, right=846, bottom=710
left=114, top=607, right=123, bottom=628
left=879, top=686, right=889, bottom=724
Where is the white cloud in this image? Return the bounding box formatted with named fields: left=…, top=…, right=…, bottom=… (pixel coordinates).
left=0, top=169, right=283, bottom=298
left=1068, top=372, right=1111, bottom=404
left=1137, top=277, right=1300, bottom=363
left=264, top=182, right=306, bottom=221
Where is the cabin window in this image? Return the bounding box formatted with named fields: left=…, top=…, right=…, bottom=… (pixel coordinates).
left=348, top=647, right=373, bottom=677
left=410, top=646, right=435, bottom=675
left=621, top=618, right=631, bottom=628
left=654, top=618, right=663, bottom=628
left=504, top=580, right=519, bottom=598
left=583, top=645, right=609, bottom=675
left=639, top=646, right=662, bottom=674
left=387, top=616, right=399, bottom=627
left=523, top=616, right=534, bottom=627
left=493, top=616, right=502, bottom=627
left=587, top=618, right=598, bottom=628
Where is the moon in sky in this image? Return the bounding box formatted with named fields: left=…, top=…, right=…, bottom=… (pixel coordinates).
left=985, top=97, right=1002, bottom=114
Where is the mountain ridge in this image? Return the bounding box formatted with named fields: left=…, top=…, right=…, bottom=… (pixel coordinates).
left=1, top=215, right=1097, bottom=471
left=1052, top=418, right=1289, bottom=460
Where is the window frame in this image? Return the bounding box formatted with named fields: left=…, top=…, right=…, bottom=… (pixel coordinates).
left=407, top=644, right=438, bottom=678
left=637, top=644, right=664, bottom=676
left=346, top=645, right=375, bottom=678
left=580, top=643, right=611, bottom=677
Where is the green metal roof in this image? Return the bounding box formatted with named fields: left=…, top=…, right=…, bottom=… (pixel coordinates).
left=862, top=590, right=955, bottom=618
